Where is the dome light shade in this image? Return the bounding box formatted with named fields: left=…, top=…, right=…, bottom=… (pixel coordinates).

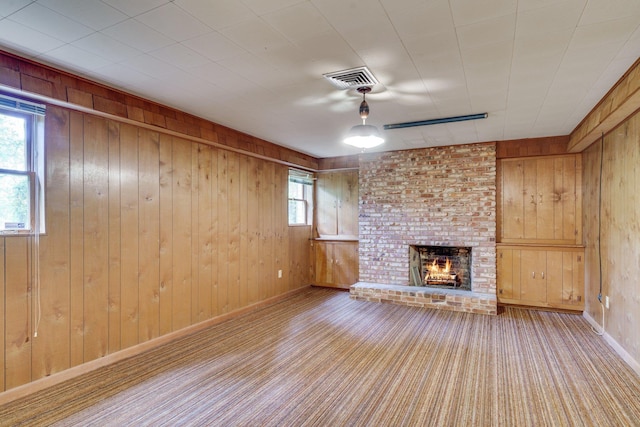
left=343, top=86, right=384, bottom=149
left=344, top=124, right=385, bottom=148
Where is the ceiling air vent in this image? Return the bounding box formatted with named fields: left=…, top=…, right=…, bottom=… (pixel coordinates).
left=323, top=66, right=378, bottom=90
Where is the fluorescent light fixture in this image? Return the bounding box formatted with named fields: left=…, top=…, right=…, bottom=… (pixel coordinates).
left=384, top=113, right=488, bottom=130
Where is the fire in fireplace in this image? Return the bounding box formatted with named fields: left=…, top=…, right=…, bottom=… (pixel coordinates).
left=409, top=245, right=472, bottom=290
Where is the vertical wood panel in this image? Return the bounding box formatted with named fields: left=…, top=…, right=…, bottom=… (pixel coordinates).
left=69, top=111, right=84, bottom=366
left=536, top=159, right=554, bottom=239
left=190, top=144, right=199, bottom=324
left=82, top=115, right=110, bottom=360
left=274, top=166, right=286, bottom=294
left=264, top=162, right=276, bottom=298
left=33, top=106, right=71, bottom=379
left=523, top=160, right=538, bottom=239
left=501, top=160, right=524, bottom=239
left=172, top=138, right=192, bottom=330
left=4, top=237, right=31, bottom=389
left=158, top=134, right=173, bottom=336
left=138, top=129, right=160, bottom=342
left=227, top=151, right=241, bottom=312
left=107, top=121, right=121, bottom=353
left=238, top=156, right=249, bottom=307
left=210, top=148, right=219, bottom=316
left=197, top=145, right=213, bottom=321
left=217, top=150, right=229, bottom=314
left=119, top=124, right=139, bottom=348
left=247, top=157, right=260, bottom=304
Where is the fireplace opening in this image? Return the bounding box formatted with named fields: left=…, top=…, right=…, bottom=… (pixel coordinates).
left=409, top=245, right=472, bottom=291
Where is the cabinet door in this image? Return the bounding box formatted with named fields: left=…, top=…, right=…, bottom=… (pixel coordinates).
left=313, top=241, right=359, bottom=289
left=338, top=171, right=359, bottom=236
left=313, top=241, right=332, bottom=286
left=497, top=248, right=521, bottom=300
left=546, top=250, right=584, bottom=308
left=332, top=242, right=359, bottom=287
left=316, top=173, right=339, bottom=236
left=519, top=250, right=547, bottom=303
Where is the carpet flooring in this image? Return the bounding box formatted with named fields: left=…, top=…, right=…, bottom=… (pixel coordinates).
left=1, top=287, right=639, bottom=426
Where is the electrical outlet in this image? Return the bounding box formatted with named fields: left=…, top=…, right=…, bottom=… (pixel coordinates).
left=605, top=296, right=610, bottom=309
left=278, top=269, right=282, bottom=279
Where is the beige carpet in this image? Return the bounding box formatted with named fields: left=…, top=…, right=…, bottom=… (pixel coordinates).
left=1, top=287, right=639, bottom=426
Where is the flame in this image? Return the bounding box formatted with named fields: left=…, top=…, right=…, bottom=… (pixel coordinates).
left=425, top=257, right=456, bottom=282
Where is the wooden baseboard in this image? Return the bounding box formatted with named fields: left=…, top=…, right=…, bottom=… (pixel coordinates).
left=0, top=285, right=311, bottom=406
left=583, top=309, right=640, bottom=377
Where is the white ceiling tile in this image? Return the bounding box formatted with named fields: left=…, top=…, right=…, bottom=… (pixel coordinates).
left=188, top=61, right=258, bottom=91
left=149, top=43, right=211, bottom=70
left=102, top=19, right=174, bottom=52
left=174, top=0, right=253, bottom=31
left=579, top=0, right=640, bottom=25
left=92, top=62, right=156, bottom=87
left=100, top=0, right=170, bottom=17
left=221, top=17, right=290, bottom=54
left=456, top=13, right=516, bottom=49
left=0, top=0, right=34, bottom=18
left=572, top=16, right=640, bottom=49
left=517, top=0, right=585, bottom=13
left=241, top=0, right=306, bottom=16
left=9, top=2, right=92, bottom=43
left=37, top=0, right=127, bottom=31
left=291, top=30, right=360, bottom=74
left=386, top=0, right=454, bottom=40
left=516, top=1, right=583, bottom=37
left=462, top=40, right=513, bottom=69
left=182, top=31, right=246, bottom=62
left=135, top=3, right=211, bottom=42
left=40, top=44, right=111, bottom=71
left=403, top=29, right=460, bottom=57
left=216, top=52, right=283, bottom=89
left=73, top=32, right=141, bottom=62
left=122, top=53, right=181, bottom=79
left=262, top=2, right=332, bottom=42
left=450, top=0, right=517, bottom=26
left=0, top=18, right=65, bottom=55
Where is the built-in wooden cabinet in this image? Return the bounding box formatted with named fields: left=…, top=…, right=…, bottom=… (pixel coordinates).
left=313, top=170, right=359, bottom=289
left=313, top=240, right=359, bottom=289
left=497, top=153, right=584, bottom=311
left=498, top=155, right=582, bottom=245
left=497, top=246, right=584, bottom=310
left=316, top=170, right=359, bottom=238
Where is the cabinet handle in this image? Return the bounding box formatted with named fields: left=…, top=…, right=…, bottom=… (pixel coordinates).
left=532, top=272, right=535, bottom=279
left=541, top=271, right=545, bottom=279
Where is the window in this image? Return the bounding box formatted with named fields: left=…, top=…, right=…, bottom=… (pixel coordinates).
left=288, top=169, right=313, bottom=225
left=0, top=94, right=45, bottom=234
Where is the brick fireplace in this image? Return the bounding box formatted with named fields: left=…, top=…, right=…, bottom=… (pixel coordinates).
left=350, top=143, right=497, bottom=315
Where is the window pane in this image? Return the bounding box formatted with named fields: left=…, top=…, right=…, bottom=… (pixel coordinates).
left=0, top=173, right=30, bottom=230
left=0, top=114, right=28, bottom=171
left=288, top=181, right=304, bottom=199
left=288, top=199, right=306, bottom=224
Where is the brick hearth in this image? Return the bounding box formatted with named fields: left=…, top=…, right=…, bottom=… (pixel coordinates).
left=350, top=282, right=497, bottom=315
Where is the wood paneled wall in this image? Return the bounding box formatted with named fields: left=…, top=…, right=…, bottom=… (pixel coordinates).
left=583, top=110, right=640, bottom=366
left=0, top=106, right=312, bottom=392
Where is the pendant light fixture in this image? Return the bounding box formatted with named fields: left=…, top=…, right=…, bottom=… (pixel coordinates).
left=343, top=86, right=384, bottom=149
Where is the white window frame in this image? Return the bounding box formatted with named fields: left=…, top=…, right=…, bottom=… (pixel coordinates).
left=0, top=94, right=46, bottom=235
left=288, top=169, right=313, bottom=226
